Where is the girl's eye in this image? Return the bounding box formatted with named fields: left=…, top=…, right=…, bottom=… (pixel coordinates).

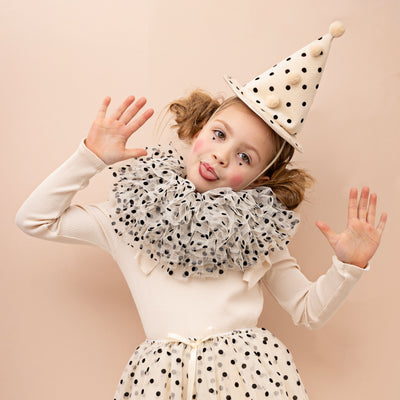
left=238, top=152, right=250, bottom=164
left=214, top=129, right=225, bottom=139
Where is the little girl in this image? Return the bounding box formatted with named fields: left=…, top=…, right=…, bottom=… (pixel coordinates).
left=16, top=21, right=386, bottom=400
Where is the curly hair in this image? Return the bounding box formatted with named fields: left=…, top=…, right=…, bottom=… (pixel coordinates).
left=158, top=89, right=314, bottom=210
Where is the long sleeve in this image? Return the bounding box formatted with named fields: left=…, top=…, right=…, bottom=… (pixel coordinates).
left=15, top=138, right=115, bottom=254
left=261, top=247, right=370, bottom=330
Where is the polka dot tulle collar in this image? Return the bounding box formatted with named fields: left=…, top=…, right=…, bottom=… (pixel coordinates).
left=107, top=143, right=300, bottom=280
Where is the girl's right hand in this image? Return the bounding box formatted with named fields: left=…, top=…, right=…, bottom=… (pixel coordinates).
left=85, top=95, right=154, bottom=165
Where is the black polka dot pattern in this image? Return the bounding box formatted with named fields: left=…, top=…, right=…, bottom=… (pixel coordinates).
left=222, top=24, right=343, bottom=155
left=113, top=327, right=309, bottom=399
left=107, top=144, right=300, bottom=280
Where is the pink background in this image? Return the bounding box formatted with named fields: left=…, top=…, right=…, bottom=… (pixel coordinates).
left=3, top=0, right=399, bottom=399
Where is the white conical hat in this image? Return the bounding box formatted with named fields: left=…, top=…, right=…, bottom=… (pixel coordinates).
left=224, top=21, right=345, bottom=153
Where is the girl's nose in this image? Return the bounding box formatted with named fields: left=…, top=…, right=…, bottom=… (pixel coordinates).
left=212, top=150, right=229, bottom=166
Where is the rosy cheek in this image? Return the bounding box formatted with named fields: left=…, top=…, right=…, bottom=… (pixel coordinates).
left=229, top=174, right=244, bottom=188
left=192, top=138, right=204, bottom=153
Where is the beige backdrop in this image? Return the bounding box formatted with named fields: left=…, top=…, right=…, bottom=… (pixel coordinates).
left=2, top=0, right=399, bottom=399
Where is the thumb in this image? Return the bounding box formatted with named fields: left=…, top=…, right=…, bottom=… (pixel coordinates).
left=315, top=221, right=338, bottom=248
left=123, top=148, right=148, bottom=160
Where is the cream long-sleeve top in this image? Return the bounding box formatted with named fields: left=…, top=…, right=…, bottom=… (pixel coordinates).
left=15, top=138, right=370, bottom=340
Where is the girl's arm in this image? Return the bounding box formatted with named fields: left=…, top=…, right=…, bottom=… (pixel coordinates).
left=15, top=138, right=114, bottom=252
left=261, top=188, right=387, bottom=329
left=261, top=247, right=370, bottom=330
left=15, top=95, right=154, bottom=253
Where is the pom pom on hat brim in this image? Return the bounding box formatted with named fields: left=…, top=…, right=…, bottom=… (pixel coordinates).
left=223, top=75, right=304, bottom=153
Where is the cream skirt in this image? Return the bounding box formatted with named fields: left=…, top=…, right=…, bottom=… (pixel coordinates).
left=112, top=326, right=309, bottom=400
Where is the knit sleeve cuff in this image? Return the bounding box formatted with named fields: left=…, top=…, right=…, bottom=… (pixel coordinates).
left=77, top=137, right=109, bottom=171
left=332, top=255, right=371, bottom=280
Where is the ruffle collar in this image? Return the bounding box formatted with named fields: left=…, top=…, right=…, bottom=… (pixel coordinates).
left=107, top=143, right=300, bottom=281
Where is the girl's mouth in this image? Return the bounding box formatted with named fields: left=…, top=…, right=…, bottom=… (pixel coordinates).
left=199, top=161, right=218, bottom=181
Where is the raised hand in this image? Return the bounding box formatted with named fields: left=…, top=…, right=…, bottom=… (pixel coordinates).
left=315, top=187, right=387, bottom=268
left=85, top=95, right=154, bottom=165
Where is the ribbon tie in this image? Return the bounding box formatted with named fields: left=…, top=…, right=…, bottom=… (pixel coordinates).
left=166, top=332, right=215, bottom=400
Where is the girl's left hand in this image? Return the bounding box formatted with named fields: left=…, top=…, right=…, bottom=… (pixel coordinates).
left=315, top=187, right=387, bottom=269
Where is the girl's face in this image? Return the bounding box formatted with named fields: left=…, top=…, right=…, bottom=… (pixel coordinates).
left=185, top=102, right=275, bottom=193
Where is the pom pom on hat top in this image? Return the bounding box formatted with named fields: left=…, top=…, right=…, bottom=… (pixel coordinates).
left=223, top=21, right=345, bottom=153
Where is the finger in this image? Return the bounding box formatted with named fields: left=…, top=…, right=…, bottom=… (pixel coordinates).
left=376, top=212, right=388, bottom=237
left=357, top=186, right=369, bottom=221
left=96, top=96, right=111, bottom=120
left=120, top=97, right=147, bottom=125
left=315, top=221, right=338, bottom=248
left=348, top=187, right=358, bottom=221
left=127, top=108, right=155, bottom=133
left=110, top=95, right=135, bottom=121
left=366, top=192, right=377, bottom=227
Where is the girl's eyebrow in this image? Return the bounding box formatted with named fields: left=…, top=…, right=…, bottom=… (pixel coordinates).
left=214, top=119, right=261, bottom=162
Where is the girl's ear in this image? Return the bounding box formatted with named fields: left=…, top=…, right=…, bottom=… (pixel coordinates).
left=247, top=175, right=270, bottom=189
left=193, top=130, right=200, bottom=138
left=191, top=130, right=201, bottom=143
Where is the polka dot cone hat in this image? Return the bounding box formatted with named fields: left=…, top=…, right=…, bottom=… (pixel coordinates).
left=224, top=21, right=345, bottom=153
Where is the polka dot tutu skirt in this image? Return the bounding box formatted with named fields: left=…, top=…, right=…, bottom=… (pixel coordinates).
left=112, top=326, right=309, bottom=400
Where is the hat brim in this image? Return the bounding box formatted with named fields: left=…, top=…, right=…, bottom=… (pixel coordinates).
left=223, top=75, right=304, bottom=153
